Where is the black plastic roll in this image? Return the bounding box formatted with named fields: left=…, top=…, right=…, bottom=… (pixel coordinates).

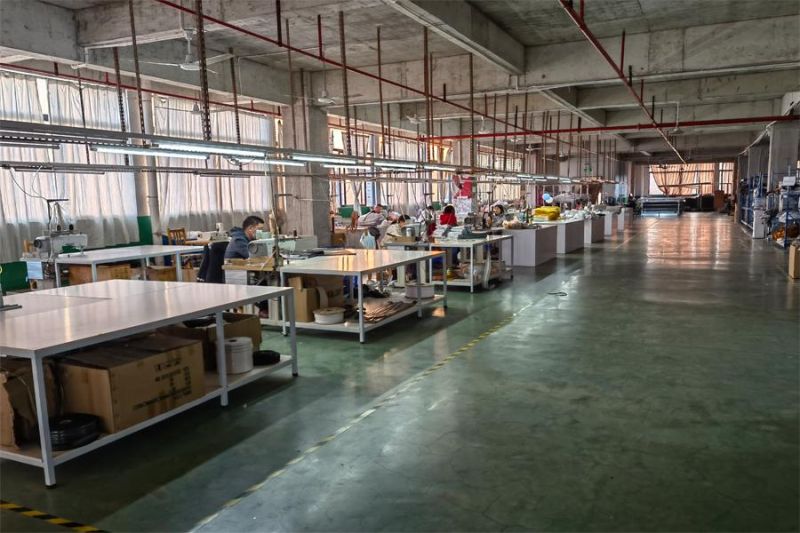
left=253, top=350, right=281, bottom=366
left=49, top=413, right=101, bottom=451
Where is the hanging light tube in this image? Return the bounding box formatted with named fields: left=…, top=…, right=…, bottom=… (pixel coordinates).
left=9, top=165, right=106, bottom=175
left=156, top=140, right=265, bottom=158
left=90, top=145, right=209, bottom=160
left=373, top=159, right=417, bottom=169
left=423, top=163, right=456, bottom=172
left=238, top=158, right=306, bottom=167
left=292, top=154, right=358, bottom=164
left=323, top=164, right=374, bottom=171
left=0, top=140, right=61, bottom=150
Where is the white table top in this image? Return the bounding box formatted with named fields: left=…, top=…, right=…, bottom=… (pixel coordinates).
left=55, top=245, right=203, bottom=265
left=0, top=280, right=290, bottom=358
left=280, top=249, right=442, bottom=276
left=538, top=218, right=586, bottom=226
left=429, top=234, right=511, bottom=248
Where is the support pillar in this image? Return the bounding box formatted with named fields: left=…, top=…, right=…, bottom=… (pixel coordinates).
left=127, top=82, right=161, bottom=243
left=767, top=121, right=800, bottom=188
left=283, top=90, right=331, bottom=246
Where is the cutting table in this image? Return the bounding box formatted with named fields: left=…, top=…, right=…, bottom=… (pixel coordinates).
left=0, top=280, right=297, bottom=486
left=277, top=249, right=445, bottom=343
left=54, top=245, right=203, bottom=286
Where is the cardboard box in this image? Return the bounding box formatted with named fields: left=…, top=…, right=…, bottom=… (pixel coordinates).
left=286, top=275, right=345, bottom=322
left=158, top=313, right=262, bottom=370
left=789, top=241, right=800, bottom=279
left=146, top=265, right=177, bottom=282
left=59, top=334, right=204, bottom=434
left=0, top=359, right=58, bottom=449
left=68, top=263, right=131, bottom=285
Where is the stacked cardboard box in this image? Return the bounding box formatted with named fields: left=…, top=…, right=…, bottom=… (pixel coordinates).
left=159, top=313, right=262, bottom=370
left=287, top=275, right=345, bottom=322
left=59, top=334, right=205, bottom=434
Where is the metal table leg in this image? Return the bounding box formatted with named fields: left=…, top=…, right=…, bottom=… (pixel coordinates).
left=55, top=263, right=62, bottom=287
left=286, top=292, right=298, bottom=377
left=31, top=357, right=56, bottom=486
left=280, top=271, right=287, bottom=336
left=469, top=245, right=475, bottom=293
left=358, top=273, right=365, bottom=343
left=442, top=250, right=448, bottom=308
left=90, top=263, right=98, bottom=283
left=416, top=261, right=423, bottom=318
left=482, top=244, right=492, bottom=289
left=214, top=310, right=229, bottom=406
left=141, top=258, right=147, bottom=280
left=175, top=253, right=183, bottom=281
left=510, top=236, right=515, bottom=279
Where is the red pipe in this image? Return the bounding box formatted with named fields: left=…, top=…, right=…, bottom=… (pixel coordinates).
left=0, top=62, right=281, bottom=117
left=151, top=0, right=582, bottom=150
left=424, top=115, right=799, bottom=141
left=557, top=0, right=686, bottom=164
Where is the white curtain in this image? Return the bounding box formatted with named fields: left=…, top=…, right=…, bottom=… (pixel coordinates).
left=0, top=73, right=138, bottom=263
left=152, top=98, right=275, bottom=232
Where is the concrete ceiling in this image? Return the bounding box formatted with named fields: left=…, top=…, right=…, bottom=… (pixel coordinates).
left=474, top=0, right=800, bottom=46
left=4, top=0, right=799, bottom=163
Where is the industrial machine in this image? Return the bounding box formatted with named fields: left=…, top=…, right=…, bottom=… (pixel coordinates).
left=247, top=235, right=319, bottom=257
left=637, top=196, right=683, bottom=217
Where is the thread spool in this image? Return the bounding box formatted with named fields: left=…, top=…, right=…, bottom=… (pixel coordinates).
left=222, top=336, right=254, bottom=374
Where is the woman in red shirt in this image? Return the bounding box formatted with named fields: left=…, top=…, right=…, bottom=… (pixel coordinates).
left=439, top=204, right=457, bottom=226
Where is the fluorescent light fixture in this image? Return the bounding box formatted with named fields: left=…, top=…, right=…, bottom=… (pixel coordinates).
left=373, top=159, right=418, bottom=169
left=559, top=178, right=573, bottom=183
left=239, top=158, right=306, bottom=167
left=292, top=154, right=358, bottom=164
left=157, top=141, right=265, bottom=158
left=91, top=145, right=209, bottom=160
left=423, top=164, right=456, bottom=172
left=10, top=165, right=106, bottom=175
left=516, top=173, right=533, bottom=179
left=534, top=177, right=548, bottom=182
left=323, top=164, right=374, bottom=171
left=0, top=140, right=61, bottom=150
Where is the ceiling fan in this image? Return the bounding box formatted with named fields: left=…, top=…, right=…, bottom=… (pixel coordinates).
left=137, top=29, right=233, bottom=74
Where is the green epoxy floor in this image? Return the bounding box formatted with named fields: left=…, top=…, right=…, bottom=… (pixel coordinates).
left=2, top=214, right=798, bottom=532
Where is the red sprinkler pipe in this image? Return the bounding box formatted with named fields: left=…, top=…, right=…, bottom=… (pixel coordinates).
left=424, top=114, right=800, bottom=141
left=152, top=0, right=589, bottom=155
left=556, top=0, right=687, bottom=164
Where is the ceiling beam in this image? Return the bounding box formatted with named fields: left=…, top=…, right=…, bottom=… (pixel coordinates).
left=384, top=0, right=525, bottom=74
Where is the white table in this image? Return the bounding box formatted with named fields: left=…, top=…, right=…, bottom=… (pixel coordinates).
left=584, top=217, right=605, bottom=245
left=603, top=213, right=618, bottom=236
left=278, top=249, right=445, bottom=343
left=0, top=280, right=297, bottom=486
left=540, top=220, right=585, bottom=254
left=429, top=234, right=513, bottom=292
left=54, top=245, right=203, bottom=286
left=501, top=227, right=557, bottom=267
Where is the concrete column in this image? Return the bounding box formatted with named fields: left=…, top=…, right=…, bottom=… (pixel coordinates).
left=127, top=83, right=161, bottom=242
left=283, top=91, right=332, bottom=246
left=767, top=121, right=800, bottom=188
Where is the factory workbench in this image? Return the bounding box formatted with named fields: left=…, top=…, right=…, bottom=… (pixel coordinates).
left=429, top=234, right=513, bottom=292
left=0, top=280, right=297, bottom=486
left=584, top=217, right=605, bottom=245
left=539, top=219, right=585, bottom=254
left=276, top=249, right=445, bottom=343
left=501, top=227, right=556, bottom=267
left=54, top=245, right=203, bottom=286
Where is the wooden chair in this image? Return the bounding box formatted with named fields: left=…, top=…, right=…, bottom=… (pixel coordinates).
left=167, top=228, right=187, bottom=245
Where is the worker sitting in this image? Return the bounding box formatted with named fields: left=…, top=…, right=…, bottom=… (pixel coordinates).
left=383, top=215, right=411, bottom=245
left=225, top=215, right=265, bottom=259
